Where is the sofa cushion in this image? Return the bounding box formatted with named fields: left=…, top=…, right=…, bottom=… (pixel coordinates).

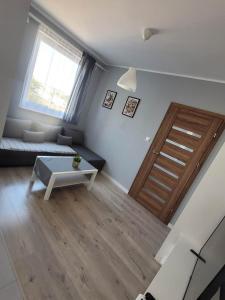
left=23, top=130, right=45, bottom=143
left=32, top=122, right=62, bottom=142
left=63, top=128, right=84, bottom=145
left=71, top=145, right=105, bottom=171
left=3, top=117, right=32, bottom=139
left=57, top=134, right=72, bottom=146
left=0, top=137, right=75, bottom=154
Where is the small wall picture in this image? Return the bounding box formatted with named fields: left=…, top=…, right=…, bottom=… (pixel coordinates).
left=122, top=96, right=140, bottom=118
left=102, top=90, right=117, bottom=109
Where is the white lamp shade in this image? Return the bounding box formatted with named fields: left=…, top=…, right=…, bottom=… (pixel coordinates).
left=117, top=67, right=137, bottom=92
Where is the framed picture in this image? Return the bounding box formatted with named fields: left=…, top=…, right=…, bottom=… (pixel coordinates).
left=102, top=90, right=117, bottom=109
left=122, top=96, right=140, bottom=118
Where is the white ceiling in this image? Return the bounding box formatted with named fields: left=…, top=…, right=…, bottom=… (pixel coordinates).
left=33, top=0, right=225, bottom=82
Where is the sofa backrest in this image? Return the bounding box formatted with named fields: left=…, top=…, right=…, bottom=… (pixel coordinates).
left=32, top=122, right=62, bottom=143
left=63, top=127, right=84, bottom=145
left=3, top=117, right=84, bottom=145
left=3, top=117, right=32, bottom=139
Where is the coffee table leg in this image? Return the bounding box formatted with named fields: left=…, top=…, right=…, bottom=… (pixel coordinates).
left=87, top=171, right=97, bottom=191
left=31, top=157, right=38, bottom=183
left=30, top=170, right=37, bottom=183
left=44, top=175, right=56, bottom=201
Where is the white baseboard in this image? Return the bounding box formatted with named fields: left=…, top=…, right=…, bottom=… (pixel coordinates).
left=101, top=171, right=129, bottom=194
left=168, top=223, right=174, bottom=229
left=135, top=294, right=144, bottom=300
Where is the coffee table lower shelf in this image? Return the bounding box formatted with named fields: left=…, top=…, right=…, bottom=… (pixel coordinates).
left=54, top=174, right=90, bottom=188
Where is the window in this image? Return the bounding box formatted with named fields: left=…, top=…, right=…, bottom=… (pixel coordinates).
left=20, top=25, right=82, bottom=119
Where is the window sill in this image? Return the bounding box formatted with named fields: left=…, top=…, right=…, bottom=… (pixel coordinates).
left=19, top=103, right=64, bottom=120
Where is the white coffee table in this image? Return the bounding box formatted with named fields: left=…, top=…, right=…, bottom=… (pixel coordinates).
left=30, top=156, right=98, bottom=200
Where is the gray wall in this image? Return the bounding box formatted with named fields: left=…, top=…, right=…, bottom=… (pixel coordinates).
left=7, top=17, right=103, bottom=130
left=0, top=0, right=30, bottom=138
left=84, top=66, right=225, bottom=223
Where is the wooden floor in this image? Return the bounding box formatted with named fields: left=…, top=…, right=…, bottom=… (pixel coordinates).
left=0, top=167, right=169, bottom=300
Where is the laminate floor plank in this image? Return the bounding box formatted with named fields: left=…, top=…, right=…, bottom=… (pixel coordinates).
left=0, top=167, right=169, bottom=300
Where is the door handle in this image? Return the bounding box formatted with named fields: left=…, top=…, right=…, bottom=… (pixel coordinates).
left=153, top=150, right=159, bottom=155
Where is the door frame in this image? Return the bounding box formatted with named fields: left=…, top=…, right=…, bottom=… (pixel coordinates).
left=129, top=102, right=225, bottom=224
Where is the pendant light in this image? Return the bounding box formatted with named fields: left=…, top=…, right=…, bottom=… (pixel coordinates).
left=117, top=67, right=137, bottom=92
left=117, top=28, right=153, bottom=93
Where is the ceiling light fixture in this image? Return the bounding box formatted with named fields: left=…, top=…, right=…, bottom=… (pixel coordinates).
left=142, top=28, right=153, bottom=41
left=117, top=28, right=153, bottom=93
left=117, top=67, right=137, bottom=92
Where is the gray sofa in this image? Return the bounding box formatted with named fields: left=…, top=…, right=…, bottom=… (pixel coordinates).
left=0, top=117, right=105, bottom=171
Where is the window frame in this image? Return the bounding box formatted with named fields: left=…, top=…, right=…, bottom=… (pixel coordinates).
left=20, top=27, right=81, bottom=119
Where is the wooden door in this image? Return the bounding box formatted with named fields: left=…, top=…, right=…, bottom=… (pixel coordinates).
left=129, top=103, right=225, bottom=224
